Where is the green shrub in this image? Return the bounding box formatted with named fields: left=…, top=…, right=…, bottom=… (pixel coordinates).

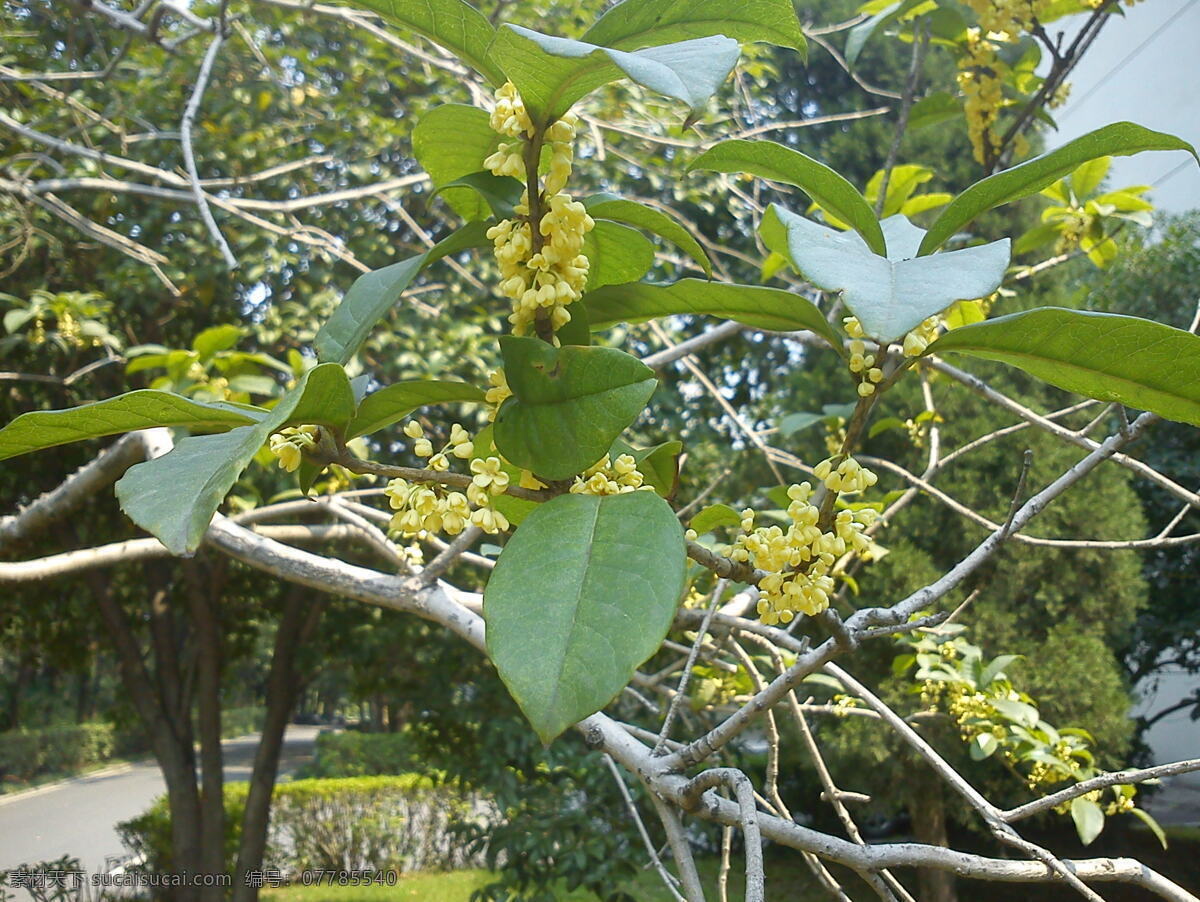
left=0, top=723, right=116, bottom=785
left=219, top=706, right=265, bottom=739
left=301, top=730, right=418, bottom=778
left=118, top=775, right=489, bottom=883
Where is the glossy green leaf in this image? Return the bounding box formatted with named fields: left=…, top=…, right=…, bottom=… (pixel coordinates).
left=925, top=308, right=1200, bottom=427
left=1071, top=797, right=1105, bottom=846
left=347, top=380, right=486, bottom=439
left=115, top=364, right=354, bottom=555
left=990, top=697, right=1040, bottom=729
left=1070, top=156, right=1111, bottom=198
left=344, top=0, right=504, bottom=84
left=554, top=302, right=592, bottom=347
left=582, top=194, right=712, bottom=277
left=919, top=123, right=1198, bottom=255
left=0, top=392, right=265, bottom=461
left=969, top=732, right=998, bottom=761
left=583, top=220, right=656, bottom=290
left=781, top=403, right=856, bottom=440
left=484, top=491, right=685, bottom=743
left=584, top=278, right=842, bottom=350
left=690, top=502, right=742, bottom=533
left=902, top=92, right=960, bottom=133
left=493, top=337, right=656, bottom=480
left=611, top=438, right=682, bottom=498
left=489, top=24, right=739, bottom=122
left=430, top=171, right=523, bottom=220
left=582, top=0, right=806, bottom=58
left=762, top=206, right=1009, bottom=342
left=689, top=139, right=886, bottom=256
left=411, top=104, right=502, bottom=220
left=980, top=654, right=1022, bottom=687
left=193, top=324, right=243, bottom=359
left=314, top=221, right=489, bottom=364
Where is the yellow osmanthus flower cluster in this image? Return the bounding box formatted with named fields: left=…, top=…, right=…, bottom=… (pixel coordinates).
left=843, top=314, right=941, bottom=361
left=269, top=425, right=321, bottom=473
left=730, top=482, right=880, bottom=625
left=813, top=455, right=878, bottom=495
left=484, top=368, right=512, bottom=421
left=568, top=454, right=653, bottom=496
left=957, top=27, right=1009, bottom=164
left=384, top=421, right=511, bottom=537
left=483, top=82, right=594, bottom=336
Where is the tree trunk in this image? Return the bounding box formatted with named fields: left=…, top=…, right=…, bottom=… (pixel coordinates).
left=910, top=769, right=958, bottom=902
left=231, top=592, right=323, bottom=902
left=86, top=565, right=204, bottom=902
left=185, top=559, right=226, bottom=902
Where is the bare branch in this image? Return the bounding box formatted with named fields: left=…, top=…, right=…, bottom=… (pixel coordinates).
left=604, top=755, right=688, bottom=902
left=180, top=28, right=237, bottom=267
left=1002, top=758, right=1200, bottom=823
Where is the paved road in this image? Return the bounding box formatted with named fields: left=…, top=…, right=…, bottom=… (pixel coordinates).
left=0, top=724, right=320, bottom=874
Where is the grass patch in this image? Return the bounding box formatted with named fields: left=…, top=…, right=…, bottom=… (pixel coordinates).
left=261, top=857, right=836, bottom=902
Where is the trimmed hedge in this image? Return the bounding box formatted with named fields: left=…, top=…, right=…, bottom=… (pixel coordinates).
left=118, top=775, right=490, bottom=881
left=0, top=723, right=116, bottom=785
left=300, top=730, right=418, bottom=778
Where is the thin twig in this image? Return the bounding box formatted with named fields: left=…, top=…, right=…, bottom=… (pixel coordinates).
left=180, top=29, right=237, bottom=268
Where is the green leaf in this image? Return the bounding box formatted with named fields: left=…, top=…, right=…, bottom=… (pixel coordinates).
left=583, top=220, right=656, bottom=290
left=689, top=139, right=886, bottom=256
left=991, top=698, right=1040, bottom=729
left=969, top=732, right=999, bottom=761
left=412, top=104, right=502, bottom=221
left=493, top=337, right=657, bottom=480
left=473, top=425, right=540, bottom=527
left=979, top=653, right=1022, bottom=687
left=347, top=380, right=486, bottom=439
left=919, top=123, right=1198, bottom=255
left=1130, top=807, right=1168, bottom=850
left=582, top=0, right=807, bottom=59
left=867, top=416, right=907, bottom=438
left=845, top=0, right=929, bottom=67
left=1071, top=797, right=1105, bottom=846
left=906, top=91, right=962, bottom=132
left=690, top=502, right=742, bottom=533
left=777, top=403, right=856, bottom=438
left=582, top=194, right=712, bottom=277
left=343, top=0, right=504, bottom=85
left=762, top=206, right=1009, bottom=342
left=0, top=392, right=265, bottom=461
left=555, top=302, right=592, bottom=347
left=314, top=221, right=489, bottom=364
left=193, top=324, right=243, bottom=359
left=115, top=364, right=354, bottom=555
left=1070, top=156, right=1111, bottom=198
left=430, top=171, right=524, bottom=220
left=611, top=438, right=682, bottom=498
left=489, top=24, right=739, bottom=123
left=925, top=308, right=1200, bottom=427
left=484, top=491, right=685, bottom=743
left=584, top=278, right=843, bottom=350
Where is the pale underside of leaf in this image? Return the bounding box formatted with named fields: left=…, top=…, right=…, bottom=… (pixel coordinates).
left=763, top=206, right=1010, bottom=342
left=490, top=24, right=739, bottom=121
